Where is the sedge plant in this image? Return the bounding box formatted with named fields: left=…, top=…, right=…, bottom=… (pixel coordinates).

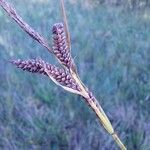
left=0, top=0, right=127, bottom=149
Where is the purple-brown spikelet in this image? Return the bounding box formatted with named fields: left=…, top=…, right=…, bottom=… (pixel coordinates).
left=10, top=59, right=81, bottom=92
left=52, top=23, right=73, bottom=69
left=10, top=59, right=47, bottom=75
left=44, top=63, right=81, bottom=91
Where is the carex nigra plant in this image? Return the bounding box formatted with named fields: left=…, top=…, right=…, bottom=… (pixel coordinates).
left=0, top=0, right=127, bottom=149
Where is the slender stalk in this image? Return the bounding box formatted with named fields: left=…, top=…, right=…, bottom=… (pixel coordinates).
left=71, top=72, right=127, bottom=150
left=112, top=133, right=127, bottom=150
left=87, top=99, right=126, bottom=150
left=60, top=0, right=71, bottom=50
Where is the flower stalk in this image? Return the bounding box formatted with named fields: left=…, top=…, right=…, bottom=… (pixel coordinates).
left=70, top=70, right=127, bottom=150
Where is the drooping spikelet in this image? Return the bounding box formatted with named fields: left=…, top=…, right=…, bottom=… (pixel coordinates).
left=52, top=23, right=73, bottom=69
left=10, top=59, right=81, bottom=92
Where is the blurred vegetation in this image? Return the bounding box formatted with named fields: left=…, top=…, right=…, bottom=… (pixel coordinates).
left=0, top=0, right=150, bottom=149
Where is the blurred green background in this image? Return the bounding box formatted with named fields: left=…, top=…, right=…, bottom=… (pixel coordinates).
left=0, top=0, right=150, bottom=149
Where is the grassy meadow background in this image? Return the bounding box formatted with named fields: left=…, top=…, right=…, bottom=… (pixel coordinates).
left=0, top=0, right=150, bottom=149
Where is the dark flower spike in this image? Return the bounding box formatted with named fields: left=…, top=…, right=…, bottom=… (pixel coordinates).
left=10, top=59, right=47, bottom=75
left=10, top=59, right=81, bottom=94
left=52, top=23, right=74, bottom=69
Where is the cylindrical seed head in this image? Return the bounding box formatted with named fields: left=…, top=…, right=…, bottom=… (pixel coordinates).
left=52, top=23, right=73, bottom=69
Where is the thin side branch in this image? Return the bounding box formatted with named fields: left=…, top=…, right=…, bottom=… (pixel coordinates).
left=0, top=0, right=52, bottom=53
left=60, top=0, right=71, bottom=50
